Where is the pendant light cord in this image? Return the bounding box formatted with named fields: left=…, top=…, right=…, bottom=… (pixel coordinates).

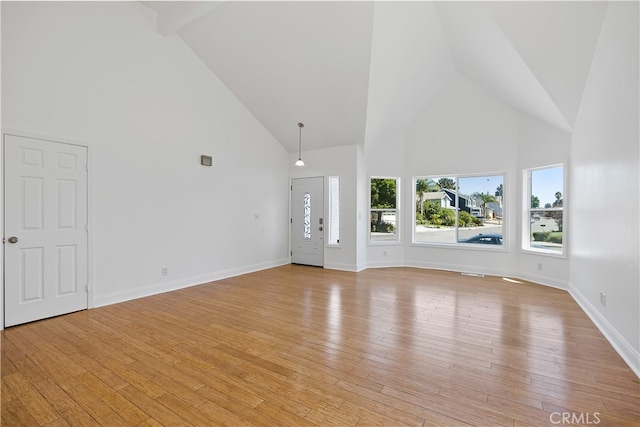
left=298, top=122, right=304, bottom=159
left=295, top=122, right=305, bottom=166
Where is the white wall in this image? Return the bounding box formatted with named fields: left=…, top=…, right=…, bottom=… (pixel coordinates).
left=402, top=74, right=520, bottom=276
left=516, top=114, right=571, bottom=288
left=364, top=1, right=454, bottom=153
left=363, top=73, right=572, bottom=288
left=365, top=130, right=406, bottom=268
left=2, top=2, right=290, bottom=308
left=569, top=2, right=639, bottom=375
left=363, top=1, right=452, bottom=271
left=356, top=144, right=369, bottom=271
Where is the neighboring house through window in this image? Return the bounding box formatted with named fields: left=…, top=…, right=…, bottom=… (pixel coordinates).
left=414, top=174, right=505, bottom=247
left=524, top=165, right=565, bottom=255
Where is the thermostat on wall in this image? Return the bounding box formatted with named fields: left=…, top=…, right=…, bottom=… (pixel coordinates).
left=201, top=155, right=212, bottom=166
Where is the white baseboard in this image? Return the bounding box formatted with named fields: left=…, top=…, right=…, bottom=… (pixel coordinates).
left=403, top=259, right=512, bottom=279
left=323, top=261, right=359, bottom=272
left=509, top=271, right=569, bottom=290
left=355, top=261, right=368, bottom=272
left=93, top=258, right=289, bottom=308
left=569, top=282, right=640, bottom=378
left=375, top=259, right=570, bottom=290
left=362, top=259, right=406, bottom=269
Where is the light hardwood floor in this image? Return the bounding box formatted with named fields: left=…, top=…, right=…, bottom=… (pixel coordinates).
left=2, top=265, right=638, bottom=426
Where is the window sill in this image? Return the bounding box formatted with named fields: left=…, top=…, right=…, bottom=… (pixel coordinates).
left=369, top=240, right=402, bottom=246
left=521, top=247, right=566, bottom=259
left=409, top=242, right=509, bottom=253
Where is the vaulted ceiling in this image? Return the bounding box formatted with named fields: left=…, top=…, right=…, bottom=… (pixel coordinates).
left=141, top=1, right=608, bottom=153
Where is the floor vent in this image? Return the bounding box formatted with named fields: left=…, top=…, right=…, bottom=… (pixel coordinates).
left=461, top=272, right=485, bottom=278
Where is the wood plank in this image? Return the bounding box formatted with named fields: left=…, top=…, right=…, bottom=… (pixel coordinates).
left=74, top=372, right=149, bottom=425
left=32, top=378, right=85, bottom=414
left=155, top=392, right=220, bottom=426
left=1, top=398, right=41, bottom=426
left=14, top=384, right=61, bottom=426
left=58, top=408, right=100, bottom=426
left=58, top=376, right=131, bottom=427
left=2, top=373, right=32, bottom=403
left=171, top=363, right=264, bottom=409
left=117, top=385, right=196, bottom=427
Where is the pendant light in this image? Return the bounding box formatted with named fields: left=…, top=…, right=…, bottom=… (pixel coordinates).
left=294, top=122, right=305, bottom=167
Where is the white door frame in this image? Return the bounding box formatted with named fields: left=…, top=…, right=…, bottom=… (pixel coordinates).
left=1, top=129, right=93, bottom=329
left=290, top=176, right=325, bottom=267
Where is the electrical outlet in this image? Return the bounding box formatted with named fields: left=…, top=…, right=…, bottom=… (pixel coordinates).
left=600, top=291, right=606, bottom=307
left=383, top=250, right=387, bottom=257
left=537, top=263, right=543, bottom=271
left=162, top=267, right=168, bottom=277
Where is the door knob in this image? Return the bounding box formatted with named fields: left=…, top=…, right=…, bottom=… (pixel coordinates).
left=7, top=236, right=18, bottom=244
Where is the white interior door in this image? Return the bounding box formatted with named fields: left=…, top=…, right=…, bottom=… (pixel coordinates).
left=4, top=134, right=88, bottom=327
left=291, top=177, right=324, bottom=267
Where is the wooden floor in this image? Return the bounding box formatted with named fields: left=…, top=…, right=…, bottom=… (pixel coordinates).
left=2, top=266, right=638, bottom=426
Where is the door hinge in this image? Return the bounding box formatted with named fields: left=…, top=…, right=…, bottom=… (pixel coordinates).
left=290, top=251, right=293, bottom=256
left=291, top=185, right=293, bottom=191
left=290, top=218, right=292, bottom=224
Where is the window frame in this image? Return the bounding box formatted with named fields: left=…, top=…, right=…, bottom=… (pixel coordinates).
left=411, top=173, right=507, bottom=251
left=369, top=176, right=400, bottom=244
left=522, top=164, right=566, bottom=258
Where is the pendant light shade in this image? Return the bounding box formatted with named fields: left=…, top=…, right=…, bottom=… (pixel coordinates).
left=295, top=122, right=305, bottom=167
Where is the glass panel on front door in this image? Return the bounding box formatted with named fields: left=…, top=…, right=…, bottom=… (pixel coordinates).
left=303, top=192, right=311, bottom=239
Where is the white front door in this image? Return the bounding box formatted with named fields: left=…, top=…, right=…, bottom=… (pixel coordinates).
left=4, top=134, right=88, bottom=327
left=291, top=177, right=324, bottom=267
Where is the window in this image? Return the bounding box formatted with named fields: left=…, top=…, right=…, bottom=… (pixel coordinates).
left=414, top=174, right=504, bottom=247
left=370, top=177, right=399, bottom=242
left=525, top=165, right=564, bottom=254
left=328, top=176, right=340, bottom=245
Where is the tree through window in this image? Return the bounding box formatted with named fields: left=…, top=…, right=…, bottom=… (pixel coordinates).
left=414, top=174, right=504, bottom=246
left=370, top=177, right=398, bottom=241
